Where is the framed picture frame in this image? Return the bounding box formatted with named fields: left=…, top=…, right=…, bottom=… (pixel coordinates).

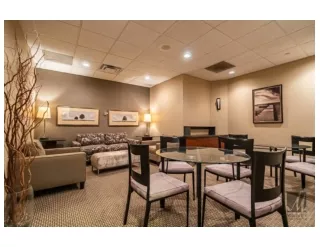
left=108, top=110, right=139, bottom=126
left=252, top=84, right=283, bottom=124
left=56, top=106, right=100, bottom=126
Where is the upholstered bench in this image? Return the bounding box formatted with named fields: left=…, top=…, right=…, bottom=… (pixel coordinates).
left=91, top=150, right=139, bottom=175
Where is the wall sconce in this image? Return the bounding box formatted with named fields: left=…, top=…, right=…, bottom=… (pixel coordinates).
left=215, top=98, right=221, bottom=111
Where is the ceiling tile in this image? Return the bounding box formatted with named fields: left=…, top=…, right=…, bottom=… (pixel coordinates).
left=189, top=29, right=232, bottom=54
left=253, top=36, right=296, bottom=57
left=147, top=35, right=185, bottom=58
left=38, top=35, right=76, bottom=56
left=126, top=61, right=155, bottom=73
left=237, top=21, right=285, bottom=49
left=37, top=60, right=72, bottom=73
left=165, top=21, right=212, bottom=44
left=199, top=41, right=248, bottom=66
left=70, top=67, right=95, bottom=77
left=289, top=25, right=315, bottom=45
left=72, top=58, right=101, bottom=70
left=276, top=20, right=315, bottom=34
left=82, top=20, right=128, bottom=39
left=60, top=20, right=81, bottom=26
left=217, top=20, right=271, bottom=39
left=300, top=41, right=315, bottom=56
left=266, top=46, right=307, bottom=65
left=118, top=22, right=160, bottom=49
left=133, top=20, right=175, bottom=33
left=74, top=46, right=106, bottom=63
left=34, top=21, right=80, bottom=44
left=203, top=20, right=225, bottom=27
left=136, top=49, right=166, bottom=66
left=103, top=54, right=132, bottom=69
left=114, top=69, right=144, bottom=83
left=78, top=29, right=115, bottom=52
left=227, top=51, right=261, bottom=66
left=109, top=41, right=142, bottom=60
left=187, top=69, right=218, bottom=81
left=93, top=71, right=116, bottom=81
left=234, top=57, right=274, bottom=74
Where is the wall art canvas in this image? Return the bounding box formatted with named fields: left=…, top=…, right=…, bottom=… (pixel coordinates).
left=252, top=85, right=283, bottom=123
left=57, top=106, right=99, bottom=126
left=108, top=110, right=139, bottom=126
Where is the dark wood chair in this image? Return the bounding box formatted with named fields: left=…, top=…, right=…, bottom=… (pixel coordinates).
left=123, top=144, right=190, bottom=227
left=160, top=136, right=195, bottom=200
left=286, top=135, right=315, bottom=164
left=204, top=137, right=254, bottom=185
left=202, top=148, right=288, bottom=227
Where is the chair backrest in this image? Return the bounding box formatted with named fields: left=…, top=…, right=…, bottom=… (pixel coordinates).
left=224, top=138, right=254, bottom=158
left=218, top=136, right=229, bottom=148
left=128, top=144, right=150, bottom=188
left=228, top=134, right=248, bottom=139
left=160, top=136, right=186, bottom=149
left=251, top=148, right=287, bottom=217
left=291, top=135, right=315, bottom=156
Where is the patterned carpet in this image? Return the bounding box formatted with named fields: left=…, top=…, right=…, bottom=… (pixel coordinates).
left=31, top=164, right=315, bottom=227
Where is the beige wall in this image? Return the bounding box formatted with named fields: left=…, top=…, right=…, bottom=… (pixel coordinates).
left=150, top=75, right=184, bottom=136
left=35, top=69, right=150, bottom=145
left=183, top=75, right=211, bottom=126
left=228, top=56, right=315, bottom=146
left=210, top=81, right=229, bottom=135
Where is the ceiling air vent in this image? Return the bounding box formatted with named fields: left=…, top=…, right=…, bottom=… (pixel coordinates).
left=99, top=64, right=123, bottom=74
left=43, top=50, right=73, bottom=65
left=205, top=61, right=235, bottom=73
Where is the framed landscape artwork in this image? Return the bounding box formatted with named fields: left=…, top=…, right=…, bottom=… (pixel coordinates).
left=57, top=106, right=99, bottom=126
left=108, top=110, right=139, bottom=126
left=252, top=85, right=283, bottom=124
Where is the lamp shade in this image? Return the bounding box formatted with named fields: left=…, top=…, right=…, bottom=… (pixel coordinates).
left=37, top=106, right=51, bottom=119
left=144, top=113, right=151, bottom=123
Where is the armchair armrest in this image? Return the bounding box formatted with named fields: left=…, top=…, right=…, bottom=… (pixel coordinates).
left=127, top=138, right=141, bottom=145
left=29, top=152, right=86, bottom=191
left=72, top=141, right=81, bottom=147
left=45, top=147, right=81, bottom=155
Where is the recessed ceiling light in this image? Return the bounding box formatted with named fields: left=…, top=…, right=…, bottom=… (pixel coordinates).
left=145, top=75, right=150, bottom=80
left=82, top=61, right=90, bottom=68
left=229, top=71, right=235, bottom=75
left=183, top=52, right=192, bottom=59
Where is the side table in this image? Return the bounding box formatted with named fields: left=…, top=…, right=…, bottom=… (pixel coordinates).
left=39, top=138, right=66, bottom=149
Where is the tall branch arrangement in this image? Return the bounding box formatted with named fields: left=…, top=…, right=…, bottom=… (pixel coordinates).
left=4, top=33, right=46, bottom=225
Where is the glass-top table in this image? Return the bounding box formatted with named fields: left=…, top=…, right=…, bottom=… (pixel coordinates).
left=156, top=147, right=251, bottom=227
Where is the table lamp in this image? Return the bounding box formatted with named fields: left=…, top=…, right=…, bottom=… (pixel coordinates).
left=144, top=113, right=151, bottom=136
left=37, top=106, right=51, bottom=140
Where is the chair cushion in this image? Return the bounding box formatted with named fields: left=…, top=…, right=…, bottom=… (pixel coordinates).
left=285, top=162, right=315, bottom=176
left=286, top=155, right=301, bottom=163
left=204, top=180, right=282, bottom=218
left=131, top=172, right=189, bottom=201
left=23, top=140, right=46, bottom=156
left=159, top=161, right=194, bottom=173
left=306, top=157, right=315, bottom=164
left=205, top=164, right=251, bottom=179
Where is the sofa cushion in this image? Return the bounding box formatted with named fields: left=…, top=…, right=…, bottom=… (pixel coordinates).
left=108, top=143, right=128, bottom=152
left=80, top=144, right=109, bottom=156
left=104, top=132, right=128, bottom=144
left=23, top=140, right=46, bottom=156
left=76, top=133, right=105, bottom=146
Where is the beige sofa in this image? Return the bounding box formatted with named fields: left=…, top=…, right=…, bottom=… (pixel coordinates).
left=141, top=140, right=161, bottom=164
left=28, top=140, right=86, bottom=191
